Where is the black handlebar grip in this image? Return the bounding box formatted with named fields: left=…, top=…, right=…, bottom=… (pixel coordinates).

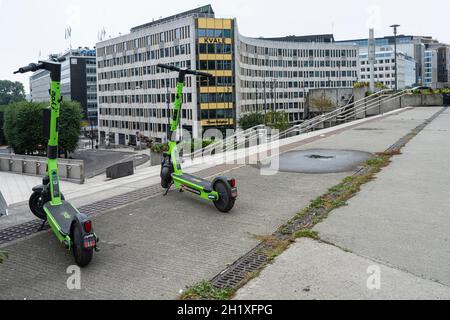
left=13, top=63, right=41, bottom=74
left=192, top=70, right=213, bottom=78
left=157, top=64, right=213, bottom=78
left=157, top=63, right=180, bottom=72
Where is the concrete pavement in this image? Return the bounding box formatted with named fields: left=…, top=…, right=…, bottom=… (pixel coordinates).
left=235, top=239, right=450, bottom=300
left=0, top=107, right=446, bottom=300
left=236, top=107, right=450, bottom=300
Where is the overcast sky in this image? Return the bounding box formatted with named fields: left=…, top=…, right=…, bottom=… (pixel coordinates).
left=1, top=0, right=449, bottom=93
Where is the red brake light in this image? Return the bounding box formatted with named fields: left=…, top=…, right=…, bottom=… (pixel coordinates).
left=83, top=220, right=92, bottom=233
left=229, top=179, right=236, bottom=188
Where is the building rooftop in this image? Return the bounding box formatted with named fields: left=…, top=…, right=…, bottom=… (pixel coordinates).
left=130, top=4, right=215, bottom=33
left=258, top=34, right=335, bottom=43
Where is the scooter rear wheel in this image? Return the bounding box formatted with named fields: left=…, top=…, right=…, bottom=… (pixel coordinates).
left=213, top=181, right=235, bottom=213
left=72, top=223, right=93, bottom=268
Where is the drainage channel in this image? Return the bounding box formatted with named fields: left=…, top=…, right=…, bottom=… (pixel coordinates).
left=210, top=107, right=447, bottom=290
left=0, top=163, right=241, bottom=247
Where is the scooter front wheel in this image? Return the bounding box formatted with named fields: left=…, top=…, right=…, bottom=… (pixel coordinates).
left=213, top=181, right=235, bottom=213
left=29, top=191, right=47, bottom=220
left=72, top=223, right=93, bottom=268
left=29, top=192, right=65, bottom=220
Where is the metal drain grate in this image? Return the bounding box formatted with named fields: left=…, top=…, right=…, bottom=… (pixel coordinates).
left=212, top=243, right=269, bottom=288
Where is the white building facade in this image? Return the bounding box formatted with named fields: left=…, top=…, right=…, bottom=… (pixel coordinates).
left=96, top=5, right=359, bottom=146
left=235, top=34, right=359, bottom=123
left=359, top=47, right=416, bottom=89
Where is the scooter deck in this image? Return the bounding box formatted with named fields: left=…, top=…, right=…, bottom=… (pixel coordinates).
left=173, top=173, right=213, bottom=192
left=44, top=201, right=79, bottom=236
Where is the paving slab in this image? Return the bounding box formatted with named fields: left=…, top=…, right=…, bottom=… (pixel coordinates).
left=236, top=107, right=450, bottom=300
left=314, top=107, right=450, bottom=286
left=235, top=239, right=450, bottom=300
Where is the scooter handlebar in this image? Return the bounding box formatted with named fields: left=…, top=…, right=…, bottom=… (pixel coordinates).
left=14, top=56, right=65, bottom=75
left=157, top=63, right=213, bottom=78
left=13, top=63, right=43, bottom=74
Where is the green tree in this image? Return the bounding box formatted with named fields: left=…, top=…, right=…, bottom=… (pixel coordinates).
left=3, top=101, right=46, bottom=155
left=239, top=112, right=265, bottom=130
left=0, top=80, right=26, bottom=105
left=0, top=105, right=7, bottom=145
left=266, top=111, right=289, bottom=131
left=310, top=96, right=334, bottom=114
left=3, top=101, right=82, bottom=156
left=59, top=101, right=83, bottom=157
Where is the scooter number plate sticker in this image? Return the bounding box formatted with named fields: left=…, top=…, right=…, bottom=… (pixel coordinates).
left=83, top=235, right=96, bottom=249
left=231, top=188, right=238, bottom=198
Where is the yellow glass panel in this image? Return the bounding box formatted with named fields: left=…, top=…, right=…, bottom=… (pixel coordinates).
left=197, top=18, right=207, bottom=29
left=200, top=103, right=234, bottom=110
left=199, top=70, right=233, bottom=77
left=198, top=54, right=232, bottom=61
left=215, top=19, right=223, bottom=29
left=200, top=87, right=233, bottom=94
left=223, top=19, right=232, bottom=29
left=206, top=18, right=215, bottom=29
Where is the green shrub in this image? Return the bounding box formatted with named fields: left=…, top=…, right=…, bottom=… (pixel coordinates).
left=239, top=112, right=265, bottom=130
left=151, top=143, right=169, bottom=154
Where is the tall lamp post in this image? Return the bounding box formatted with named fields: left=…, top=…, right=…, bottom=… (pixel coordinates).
left=390, top=24, right=400, bottom=91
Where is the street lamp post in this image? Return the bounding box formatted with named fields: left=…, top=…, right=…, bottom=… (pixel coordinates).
left=390, top=24, right=400, bottom=91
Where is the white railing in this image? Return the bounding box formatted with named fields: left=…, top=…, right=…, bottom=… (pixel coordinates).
left=271, top=89, right=409, bottom=141
left=185, top=88, right=415, bottom=160
left=185, top=124, right=266, bottom=159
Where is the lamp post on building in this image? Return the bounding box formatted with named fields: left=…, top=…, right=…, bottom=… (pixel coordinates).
left=390, top=24, right=400, bottom=91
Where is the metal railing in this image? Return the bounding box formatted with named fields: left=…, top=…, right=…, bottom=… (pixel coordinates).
left=185, top=124, right=266, bottom=159
left=183, top=89, right=415, bottom=160
left=270, top=89, right=409, bottom=141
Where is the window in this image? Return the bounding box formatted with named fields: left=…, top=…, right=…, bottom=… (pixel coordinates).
left=198, top=29, right=206, bottom=37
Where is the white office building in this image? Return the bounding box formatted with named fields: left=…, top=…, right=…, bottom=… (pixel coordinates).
left=96, top=5, right=359, bottom=146
left=359, top=47, right=416, bottom=89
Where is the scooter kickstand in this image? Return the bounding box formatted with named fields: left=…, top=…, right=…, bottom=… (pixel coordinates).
left=39, top=220, right=47, bottom=231
left=163, top=183, right=173, bottom=196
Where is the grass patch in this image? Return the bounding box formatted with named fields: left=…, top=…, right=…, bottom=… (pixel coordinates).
left=0, top=251, right=8, bottom=264
left=179, top=281, right=235, bottom=300
left=294, top=229, right=319, bottom=240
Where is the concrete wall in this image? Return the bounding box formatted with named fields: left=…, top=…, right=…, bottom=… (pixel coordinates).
left=354, top=94, right=443, bottom=118
left=401, top=94, right=444, bottom=107
left=306, top=88, right=354, bottom=113
left=0, top=155, right=85, bottom=184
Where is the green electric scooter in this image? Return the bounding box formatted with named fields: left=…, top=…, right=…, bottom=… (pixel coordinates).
left=157, top=64, right=238, bottom=213
left=14, top=58, right=99, bottom=267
